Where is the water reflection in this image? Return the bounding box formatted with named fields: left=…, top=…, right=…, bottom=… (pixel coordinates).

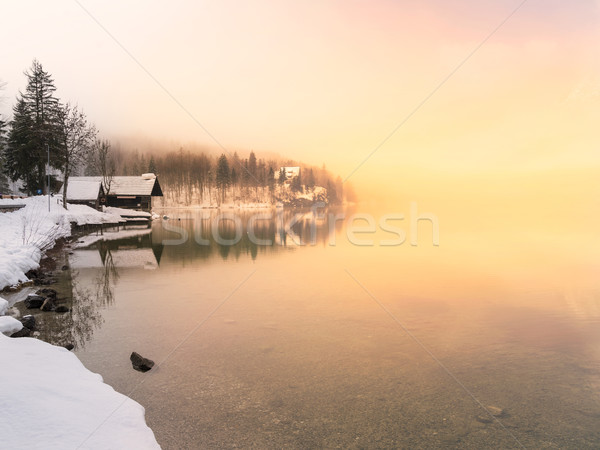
left=61, top=227, right=161, bottom=349
left=56, top=210, right=342, bottom=349
left=153, top=208, right=344, bottom=264
left=57, top=205, right=600, bottom=448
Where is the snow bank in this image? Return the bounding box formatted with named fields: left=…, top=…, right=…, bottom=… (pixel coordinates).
left=104, top=206, right=151, bottom=218
left=0, top=333, right=159, bottom=449
left=0, top=196, right=122, bottom=290
left=0, top=296, right=8, bottom=315
left=0, top=316, right=22, bottom=336
left=75, top=227, right=152, bottom=248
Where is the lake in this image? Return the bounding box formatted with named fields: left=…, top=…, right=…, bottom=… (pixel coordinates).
left=48, top=205, right=600, bottom=448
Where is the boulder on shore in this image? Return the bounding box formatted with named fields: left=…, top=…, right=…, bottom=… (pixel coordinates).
left=10, top=327, right=31, bottom=338
left=20, top=315, right=36, bottom=330
left=130, top=352, right=155, bottom=372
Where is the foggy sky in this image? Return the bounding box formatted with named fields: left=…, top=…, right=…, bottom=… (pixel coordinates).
left=1, top=0, right=600, bottom=210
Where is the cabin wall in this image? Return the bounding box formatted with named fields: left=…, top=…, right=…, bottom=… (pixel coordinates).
left=106, top=195, right=152, bottom=211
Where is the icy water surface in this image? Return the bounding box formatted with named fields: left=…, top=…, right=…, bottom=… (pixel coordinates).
left=48, top=207, right=600, bottom=448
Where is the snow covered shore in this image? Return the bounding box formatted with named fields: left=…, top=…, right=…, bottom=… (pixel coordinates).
left=0, top=196, right=122, bottom=290
left=0, top=196, right=160, bottom=448
left=0, top=332, right=159, bottom=449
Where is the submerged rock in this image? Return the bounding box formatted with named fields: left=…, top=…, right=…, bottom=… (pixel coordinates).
left=130, top=352, right=155, bottom=372
left=55, top=305, right=69, bottom=313
left=24, top=295, right=45, bottom=309
left=36, top=288, right=57, bottom=299
left=487, top=406, right=505, bottom=417
left=476, top=406, right=506, bottom=424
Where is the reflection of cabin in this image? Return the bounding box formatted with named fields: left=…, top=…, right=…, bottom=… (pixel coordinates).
left=70, top=228, right=163, bottom=269
left=68, top=174, right=163, bottom=211
left=66, top=180, right=105, bottom=209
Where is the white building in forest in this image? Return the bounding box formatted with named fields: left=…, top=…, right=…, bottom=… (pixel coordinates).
left=276, top=167, right=300, bottom=180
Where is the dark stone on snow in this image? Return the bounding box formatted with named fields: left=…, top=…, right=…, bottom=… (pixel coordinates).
left=55, top=305, right=69, bottom=313
left=130, top=352, right=155, bottom=372
left=24, top=295, right=45, bottom=309
left=36, top=288, right=57, bottom=299
left=10, top=327, right=31, bottom=338
left=40, top=298, right=56, bottom=312
left=64, top=344, right=75, bottom=351
left=20, top=315, right=36, bottom=330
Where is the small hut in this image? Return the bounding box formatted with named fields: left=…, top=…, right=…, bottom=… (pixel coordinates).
left=68, top=174, right=163, bottom=211
left=66, top=179, right=105, bottom=209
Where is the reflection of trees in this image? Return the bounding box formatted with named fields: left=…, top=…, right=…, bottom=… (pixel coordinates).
left=94, top=248, right=119, bottom=307
left=38, top=250, right=119, bottom=350
left=154, top=207, right=349, bottom=264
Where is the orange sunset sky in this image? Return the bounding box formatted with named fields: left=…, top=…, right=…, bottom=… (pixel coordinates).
left=1, top=0, right=599, bottom=214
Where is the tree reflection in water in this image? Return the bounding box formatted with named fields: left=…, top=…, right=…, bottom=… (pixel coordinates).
left=37, top=255, right=117, bottom=351
left=40, top=208, right=346, bottom=349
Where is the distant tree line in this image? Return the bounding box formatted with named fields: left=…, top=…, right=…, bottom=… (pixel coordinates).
left=104, top=147, right=345, bottom=206
left=0, top=59, right=352, bottom=207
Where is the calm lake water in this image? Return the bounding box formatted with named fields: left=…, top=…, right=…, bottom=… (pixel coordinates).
left=41, top=206, right=600, bottom=448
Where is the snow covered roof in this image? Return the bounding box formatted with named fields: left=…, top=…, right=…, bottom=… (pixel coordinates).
left=69, top=175, right=163, bottom=197
left=66, top=180, right=103, bottom=201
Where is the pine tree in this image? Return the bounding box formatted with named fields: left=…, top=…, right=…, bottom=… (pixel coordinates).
left=0, top=114, right=10, bottom=193
left=5, top=98, right=38, bottom=193
left=148, top=155, right=157, bottom=174
left=5, top=60, right=62, bottom=194
left=278, top=167, right=286, bottom=185
left=248, top=151, right=257, bottom=187
left=290, top=171, right=302, bottom=193
left=305, top=168, right=315, bottom=190
left=267, top=166, right=275, bottom=200
left=215, top=154, right=231, bottom=204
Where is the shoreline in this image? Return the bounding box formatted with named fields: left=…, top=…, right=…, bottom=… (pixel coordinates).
left=0, top=198, right=160, bottom=448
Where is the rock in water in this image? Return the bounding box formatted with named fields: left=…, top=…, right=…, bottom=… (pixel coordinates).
left=476, top=406, right=506, bottom=424
left=20, top=315, right=36, bottom=330
left=40, top=298, right=56, bottom=312
left=130, top=352, right=155, bottom=372
left=10, top=327, right=31, bottom=338
left=487, top=406, right=505, bottom=417
left=55, top=305, right=70, bottom=313
left=24, top=295, right=45, bottom=309
left=64, top=344, right=75, bottom=351
left=36, top=288, right=57, bottom=299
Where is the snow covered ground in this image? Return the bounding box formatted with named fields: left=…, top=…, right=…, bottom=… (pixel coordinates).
left=104, top=206, right=151, bottom=218
left=0, top=314, right=23, bottom=336
left=0, top=333, right=159, bottom=449
left=0, top=196, right=122, bottom=290
left=0, top=196, right=160, bottom=449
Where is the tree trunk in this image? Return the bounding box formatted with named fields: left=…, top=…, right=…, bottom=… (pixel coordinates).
left=62, top=174, right=69, bottom=210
